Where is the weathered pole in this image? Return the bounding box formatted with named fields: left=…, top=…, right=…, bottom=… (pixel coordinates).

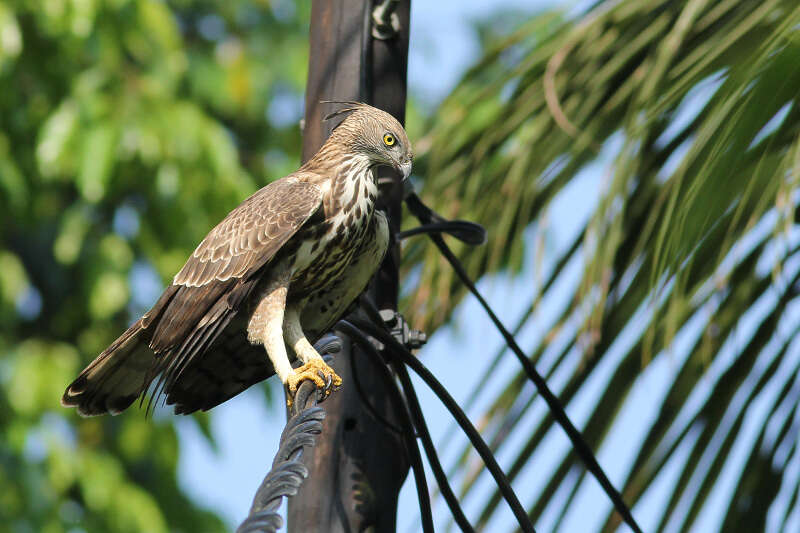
left=287, top=2, right=412, bottom=531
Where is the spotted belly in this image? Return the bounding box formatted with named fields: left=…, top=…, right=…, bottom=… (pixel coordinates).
left=288, top=216, right=369, bottom=297
left=300, top=210, right=389, bottom=340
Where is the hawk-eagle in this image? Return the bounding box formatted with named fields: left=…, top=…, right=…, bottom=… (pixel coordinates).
left=62, top=103, right=413, bottom=416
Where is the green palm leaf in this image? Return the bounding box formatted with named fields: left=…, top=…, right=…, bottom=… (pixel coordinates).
left=407, top=0, right=800, bottom=530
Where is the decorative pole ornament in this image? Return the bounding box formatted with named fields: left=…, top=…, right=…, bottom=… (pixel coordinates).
left=61, top=103, right=413, bottom=415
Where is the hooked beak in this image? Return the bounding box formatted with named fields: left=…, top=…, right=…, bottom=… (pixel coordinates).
left=399, top=160, right=412, bottom=180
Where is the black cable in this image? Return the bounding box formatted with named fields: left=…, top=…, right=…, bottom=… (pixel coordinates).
left=393, top=356, right=477, bottom=533
left=339, top=320, right=476, bottom=533
left=397, top=221, right=487, bottom=245
left=405, top=193, right=643, bottom=533
left=348, top=319, right=537, bottom=533
left=353, top=299, right=474, bottom=530
left=336, top=323, right=435, bottom=533
left=347, top=338, right=404, bottom=435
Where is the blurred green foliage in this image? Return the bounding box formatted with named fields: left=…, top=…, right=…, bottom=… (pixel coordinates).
left=0, top=0, right=310, bottom=530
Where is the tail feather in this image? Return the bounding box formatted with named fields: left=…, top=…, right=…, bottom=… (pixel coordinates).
left=145, top=281, right=248, bottom=413
left=63, top=285, right=179, bottom=416
left=62, top=278, right=261, bottom=417
left=61, top=322, right=154, bottom=416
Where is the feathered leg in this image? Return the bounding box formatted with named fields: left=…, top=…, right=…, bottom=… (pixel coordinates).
left=284, top=305, right=342, bottom=397
left=247, top=268, right=295, bottom=386
left=247, top=267, right=341, bottom=404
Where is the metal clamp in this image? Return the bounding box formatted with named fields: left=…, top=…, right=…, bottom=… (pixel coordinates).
left=379, top=309, right=427, bottom=350
left=372, top=0, right=401, bottom=40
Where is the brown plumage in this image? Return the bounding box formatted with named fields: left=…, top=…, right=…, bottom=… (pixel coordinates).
left=62, top=103, right=413, bottom=416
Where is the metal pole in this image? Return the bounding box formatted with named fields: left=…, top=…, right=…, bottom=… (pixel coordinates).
left=288, top=1, right=411, bottom=531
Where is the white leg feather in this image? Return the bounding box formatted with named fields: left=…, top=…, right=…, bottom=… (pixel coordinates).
left=282, top=303, right=342, bottom=397
left=283, top=306, right=323, bottom=364
left=247, top=268, right=294, bottom=384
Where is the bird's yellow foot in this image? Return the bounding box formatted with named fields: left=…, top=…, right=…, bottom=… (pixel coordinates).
left=286, top=358, right=342, bottom=406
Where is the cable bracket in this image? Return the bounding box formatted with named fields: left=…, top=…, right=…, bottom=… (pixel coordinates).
left=379, top=309, right=427, bottom=350
left=372, top=0, right=401, bottom=40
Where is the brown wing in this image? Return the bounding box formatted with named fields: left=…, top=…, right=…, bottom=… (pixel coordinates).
left=62, top=177, right=323, bottom=416
left=173, top=177, right=323, bottom=288
left=148, top=176, right=323, bottom=355
left=163, top=315, right=276, bottom=414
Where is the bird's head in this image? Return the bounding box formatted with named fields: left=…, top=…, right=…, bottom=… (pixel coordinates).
left=325, top=102, right=413, bottom=180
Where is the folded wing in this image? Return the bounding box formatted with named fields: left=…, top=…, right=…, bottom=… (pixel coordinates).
left=62, top=177, right=323, bottom=416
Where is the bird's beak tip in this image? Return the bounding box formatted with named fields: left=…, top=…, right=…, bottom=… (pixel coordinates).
left=400, top=161, right=412, bottom=181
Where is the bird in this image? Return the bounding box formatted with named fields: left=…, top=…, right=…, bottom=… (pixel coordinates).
left=61, top=102, right=413, bottom=416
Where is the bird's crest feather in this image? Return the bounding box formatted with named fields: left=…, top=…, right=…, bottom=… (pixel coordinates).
left=320, top=100, right=369, bottom=122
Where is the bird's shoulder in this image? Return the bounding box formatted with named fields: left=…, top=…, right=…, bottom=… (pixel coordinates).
left=172, top=174, right=325, bottom=287
left=195, top=177, right=322, bottom=256
left=226, top=174, right=322, bottom=222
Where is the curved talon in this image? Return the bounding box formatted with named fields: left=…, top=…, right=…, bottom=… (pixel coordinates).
left=286, top=358, right=342, bottom=406
left=316, top=373, right=337, bottom=402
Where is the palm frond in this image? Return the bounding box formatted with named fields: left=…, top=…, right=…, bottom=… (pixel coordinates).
left=407, top=0, right=800, bottom=530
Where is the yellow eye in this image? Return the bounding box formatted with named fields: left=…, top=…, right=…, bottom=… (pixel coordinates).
left=383, top=133, right=395, bottom=146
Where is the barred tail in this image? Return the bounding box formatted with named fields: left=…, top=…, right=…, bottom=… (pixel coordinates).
left=61, top=321, right=154, bottom=416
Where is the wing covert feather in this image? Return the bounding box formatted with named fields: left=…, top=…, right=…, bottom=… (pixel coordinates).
left=173, top=178, right=322, bottom=287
